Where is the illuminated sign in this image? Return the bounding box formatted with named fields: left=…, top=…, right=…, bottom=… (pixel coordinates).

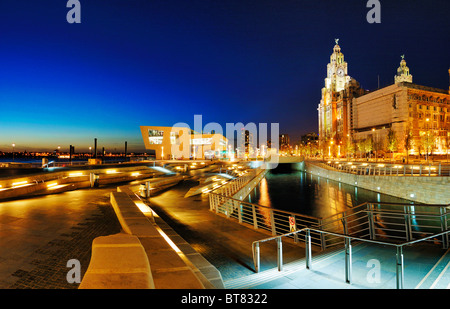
left=191, top=138, right=212, bottom=145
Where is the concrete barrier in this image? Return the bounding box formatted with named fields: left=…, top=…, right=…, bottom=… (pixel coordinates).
left=80, top=190, right=206, bottom=289
left=304, top=161, right=450, bottom=204
left=0, top=165, right=168, bottom=201
left=79, top=233, right=154, bottom=289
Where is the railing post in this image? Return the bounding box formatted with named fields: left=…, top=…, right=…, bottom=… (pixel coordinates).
left=237, top=201, right=242, bottom=223
left=396, top=246, right=404, bottom=289
left=270, top=210, right=276, bottom=236
left=306, top=229, right=312, bottom=270
left=252, top=204, right=258, bottom=229
left=367, top=203, right=375, bottom=240
left=439, top=163, right=441, bottom=176
left=319, top=219, right=326, bottom=250
left=440, top=207, right=448, bottom=249
left=226, top=199, right=231, bottom=218
left=404, top=206, right=412, bottom=242
left=341, top=212, right=348, bottom=235
left=277, top=237, right=283, bottom=272
left=345, top=238, right=352, bottom=284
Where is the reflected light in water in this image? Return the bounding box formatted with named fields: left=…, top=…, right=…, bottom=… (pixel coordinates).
left=257, top=178, right=272, bottom=228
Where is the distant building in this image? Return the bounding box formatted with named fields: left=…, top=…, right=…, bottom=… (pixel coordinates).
left=301, top=132, right=319, bottom=145
left=140, top=126, right=228, bottom=160
left=279, top=134, right=290, bottom=153
left=352, top=57, right=450, bottom=155
left=318, top=40, right=450, bottom=156
left=239, top=129, right=254, bottom=157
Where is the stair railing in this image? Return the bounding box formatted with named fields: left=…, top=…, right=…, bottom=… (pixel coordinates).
left=252, top=228, right=450, bottom=289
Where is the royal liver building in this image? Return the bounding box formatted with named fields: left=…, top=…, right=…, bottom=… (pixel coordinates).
left=318, top=40, right=450, bottom=157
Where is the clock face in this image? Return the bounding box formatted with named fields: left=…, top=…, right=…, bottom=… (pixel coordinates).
left=337, top=68, right=344, bottom=77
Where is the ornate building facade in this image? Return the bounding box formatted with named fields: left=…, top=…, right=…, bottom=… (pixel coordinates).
left=317, top=40, right=366, bottom=151
left=318, top=40, right=450, bottom=158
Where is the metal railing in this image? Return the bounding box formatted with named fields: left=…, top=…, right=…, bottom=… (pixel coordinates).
left=323, top=160, right=450, bottom=177
left=209, top=191, right=450, bottom=251
left=252, top=227, right=450, bottom=289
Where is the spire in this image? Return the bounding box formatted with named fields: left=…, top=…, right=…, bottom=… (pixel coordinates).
left=395, top=55, right=413, bottom=84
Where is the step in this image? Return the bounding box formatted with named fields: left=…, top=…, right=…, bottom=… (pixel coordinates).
left=224, top=243, right=366, bottom=289
left=414, top=248, right=450, bottom=289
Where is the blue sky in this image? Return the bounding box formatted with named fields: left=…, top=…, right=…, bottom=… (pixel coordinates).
left=0, top=0, right=449, bottom=152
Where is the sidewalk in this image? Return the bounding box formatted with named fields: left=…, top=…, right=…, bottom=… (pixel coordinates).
left=148, top=179, right=315, bottom=282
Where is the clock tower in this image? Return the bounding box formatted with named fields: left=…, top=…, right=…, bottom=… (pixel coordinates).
left=324, top=39, right=351, bottom=92
left=318, top=39, right=364, bottom=156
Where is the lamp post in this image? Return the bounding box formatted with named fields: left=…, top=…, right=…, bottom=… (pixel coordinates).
left=329, top=140, right=334, bottom=158
left=372, top=128, right=378, bottom=162
left=12, top=143, right=15, bottom=162
left=426, top=118, right=430, bottom=163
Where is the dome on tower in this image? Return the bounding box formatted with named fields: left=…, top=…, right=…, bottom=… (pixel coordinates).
left=395, top=55, right=413, bottom=84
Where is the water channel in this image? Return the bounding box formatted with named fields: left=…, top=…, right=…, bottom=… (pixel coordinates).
left=244, top=169, right=414, bottom=219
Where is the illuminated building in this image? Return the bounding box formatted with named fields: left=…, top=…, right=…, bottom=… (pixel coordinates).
left=317, top=39, right=367, bottom=150
left=351, top=57, right=450, bottom=156
left=279, top=134, right=290, bottom=153
left=318, top=40, right=450, bottom=157
left=140, top=126, right=228, bottom=160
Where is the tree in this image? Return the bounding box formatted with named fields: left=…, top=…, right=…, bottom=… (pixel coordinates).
left=356, top=140, right=365, bottom=159
left=364, top=137, right=373, bottom=159
left=421, top=130, right=436, bottom=163
left=346, top=138, right=355, bottom=160
left=387, top=129, right=398, bottom=162
left=404, top=127, right=413, bottom=164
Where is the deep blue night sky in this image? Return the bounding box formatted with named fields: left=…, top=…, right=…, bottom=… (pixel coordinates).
left=1, top=0, right=449, bottom=152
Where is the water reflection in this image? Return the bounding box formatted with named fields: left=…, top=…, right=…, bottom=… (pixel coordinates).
left=245, top=170, right=413, bottom=219
left=256, top=178, right=272, bottom=227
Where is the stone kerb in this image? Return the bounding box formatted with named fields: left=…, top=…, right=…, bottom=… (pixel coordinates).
left=79, top=233, right=154, bottom=289
left=304, top=161, right=450, bottom=205
left=87, top=190, right=206, bottom=289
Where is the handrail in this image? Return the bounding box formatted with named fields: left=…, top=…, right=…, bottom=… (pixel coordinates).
left=209, top=191, right=320, bottom=221
left=251, top=227, right=450, bottom=289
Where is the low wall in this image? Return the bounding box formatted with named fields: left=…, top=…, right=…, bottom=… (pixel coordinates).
left=79, top=233, right=154, bottom=289
left=303, top=161, right=450, bottom=205
left=232, top=168, right=268, bottom=201
left=80, top=190, right=209, bottom=289
left=0, top=165, right=166, bottom=201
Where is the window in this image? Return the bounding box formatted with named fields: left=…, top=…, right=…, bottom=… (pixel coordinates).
left=148, top=129, right=164, bottom=144
left=170, top=132, right=179, bottom=145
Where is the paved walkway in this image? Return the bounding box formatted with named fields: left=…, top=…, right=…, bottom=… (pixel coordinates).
left=149, top=179, right=316, bottom=282
left=0, top=187, right=122, bottom=288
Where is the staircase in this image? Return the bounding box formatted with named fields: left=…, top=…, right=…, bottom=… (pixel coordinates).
left=224, top=242, right=450, bottom=289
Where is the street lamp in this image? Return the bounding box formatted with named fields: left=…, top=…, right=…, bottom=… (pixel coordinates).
left=372, top=128, right=378, bottom=162
left=426, top=118, right=430, bottom=163
left=12, top=143, right=15, bottom=162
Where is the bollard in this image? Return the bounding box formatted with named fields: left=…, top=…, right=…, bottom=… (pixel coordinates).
left=396, top=247, right=404, bottom=289
left=345, top=238, right=352, bottom=284
left=277, top=237, right=283, bottom=272
left=306, top=230, right=312, bottom=270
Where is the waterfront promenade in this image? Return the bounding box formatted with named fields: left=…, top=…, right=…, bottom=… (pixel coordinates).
left=0, top=187, right=122, bottom=288
left=0, top=159, right=448, bottom=289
